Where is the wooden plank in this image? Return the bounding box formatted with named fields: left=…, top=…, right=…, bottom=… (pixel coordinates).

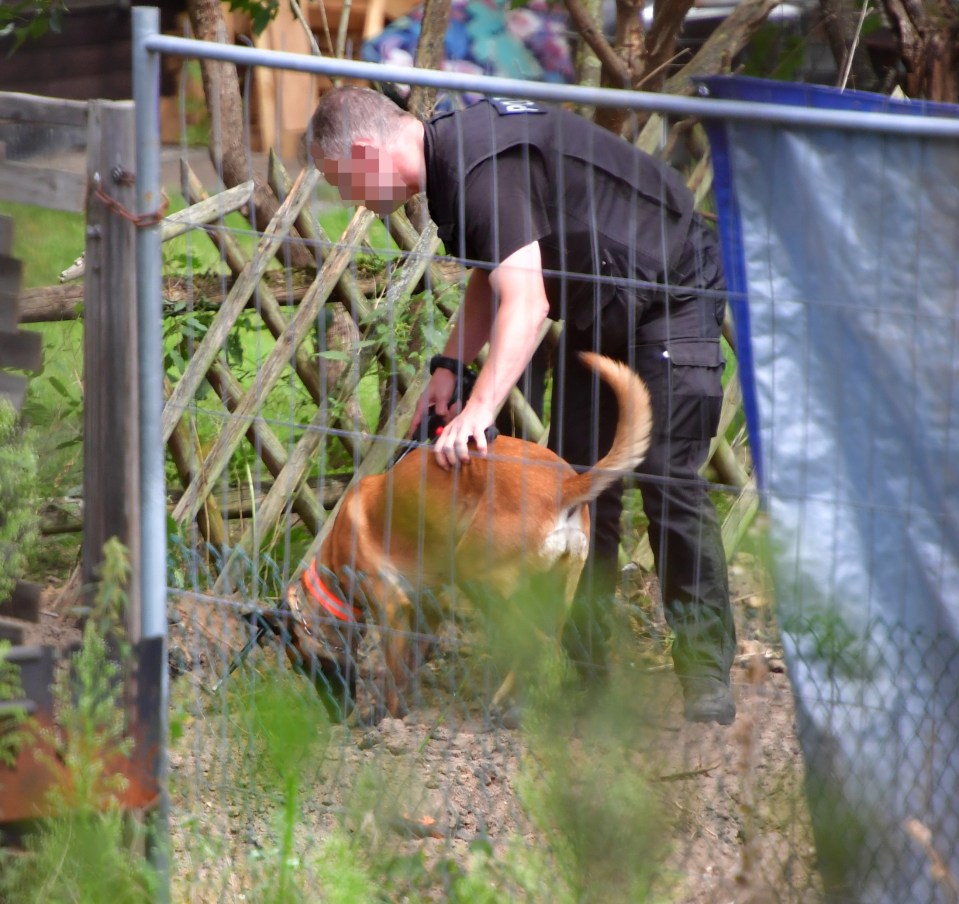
left=1, top=644, right=54, bottom=714
left=2, top=73, right=131, bottom=104
left=364, top=0, right=389, bottom=39
left=18, top=273, right=368, bottom=324
left=0, top=160, right=86, bottom=213
left=161, top=178, right=255, bottom=242
left=0, top=43, right=132, bottom=97
left=0, top=372, right=26, bottom=411
left=161, top=165, right=319, bottom=445
left=0, top=9, right=128, bottom=51
left=721, top=476, right=761, bottom=562
left=0, top=581, right=42, bottom=623
left=81, top=100, right=141, bottom=629
left=182, top=166, right=331, bottom=423
left=0, top=216, right=12, bottom=255
left=0, top=253, right=23, bottom=332
left=18, top=266, right=399, bottom=324
left=171, top=205, right=375, bottom=526
left=0, top=329, right=42, bottom=372
left=250, top=37, right=278, bottom=155
left=0, top=640, right=160, bottom=823
left=0, top=92, right=89, bottom=129
left=0, top=622, right=25, bottom=645
left=17, top=283, right=83, bottom=323
left=163, top=166, right=326, bottom=536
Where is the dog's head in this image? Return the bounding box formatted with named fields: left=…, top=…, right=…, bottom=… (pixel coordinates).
left=285, top=565, right=362, bottom=722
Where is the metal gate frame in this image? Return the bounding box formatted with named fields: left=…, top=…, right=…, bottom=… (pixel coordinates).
left=131, top=7, right=959, bottom=899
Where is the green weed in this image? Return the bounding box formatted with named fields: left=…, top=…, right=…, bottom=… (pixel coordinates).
left=0, top=539, right=160, bottom=904
left=0, top=399, right=39, bottom=599
left=0, top=640, right=28, bottom=768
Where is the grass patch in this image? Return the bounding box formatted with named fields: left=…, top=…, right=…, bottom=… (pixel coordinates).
left=0, top=200, right=85, bottom=288
left=0, top=200, right=86, bottom=576
left=1, top=192, right=400, bottom=581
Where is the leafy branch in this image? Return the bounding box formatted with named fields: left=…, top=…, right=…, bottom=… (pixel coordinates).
left=0, top=0, right=67, bottom=55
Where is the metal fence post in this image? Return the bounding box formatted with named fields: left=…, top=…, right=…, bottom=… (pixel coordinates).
left=133, top=6, right=168, bottom=901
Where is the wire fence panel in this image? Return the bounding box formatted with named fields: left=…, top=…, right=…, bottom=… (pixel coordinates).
left=132, top=17, right=959, bottom=904
left=704, top=76, right=959, bottom=904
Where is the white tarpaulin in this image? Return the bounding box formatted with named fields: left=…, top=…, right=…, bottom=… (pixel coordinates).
left=701, top=76, right=959, bottom=902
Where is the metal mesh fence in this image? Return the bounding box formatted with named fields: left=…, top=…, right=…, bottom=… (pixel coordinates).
left=133, top=15, right=959, bottom=904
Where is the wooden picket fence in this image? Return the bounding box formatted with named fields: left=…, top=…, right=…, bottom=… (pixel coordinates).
left=0, top=85, right=757, bottom=603
left=160, top=154, right=757, bottom=591
left=161, top=156, right=458, bottom=591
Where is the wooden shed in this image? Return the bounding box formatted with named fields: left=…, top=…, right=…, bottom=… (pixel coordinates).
left=0, top=0, right=417, bottom=157
left=0, top=1, right=187, bottom=102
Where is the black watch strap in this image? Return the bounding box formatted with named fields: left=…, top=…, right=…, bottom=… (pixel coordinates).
left=429, top=354, right=462, bottom=376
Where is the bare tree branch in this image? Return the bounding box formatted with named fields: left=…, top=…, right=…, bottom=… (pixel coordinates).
left=818, top=0, right=881, bottom=91
left=564, top=0, right=631, bottom=87
left=882, top=0, right=959, bottom=101
left=409, top=0, right=453, bottom=119
left=187, top=0, right=313, bottom=269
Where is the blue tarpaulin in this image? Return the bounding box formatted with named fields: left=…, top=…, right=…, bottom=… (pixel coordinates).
left=702, top=76, right=959, bottom=902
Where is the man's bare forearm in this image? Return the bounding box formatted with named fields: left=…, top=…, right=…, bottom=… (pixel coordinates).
left=443, top=268, right=494, bottom=365
left=466, top=242, right=550, bottom=415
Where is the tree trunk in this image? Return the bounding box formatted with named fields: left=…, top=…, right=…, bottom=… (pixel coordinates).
left=405, top=0, right=452, bottom=231
left=408, top=0, right=452, bottom=120
left=593, top=0, right=648, bottom=133
left=882, top=0, right=959, bottom=102
left=662, top=0, right=782, bottom=94
left=187, top=0, right=314, bottom=269
left=642, top=0, right=697, bottom=91
left=567, top=0, right=776, bottom=135
left=573, top=0, right=604, bottom=118
left=818, top=0, right=881, bottom=91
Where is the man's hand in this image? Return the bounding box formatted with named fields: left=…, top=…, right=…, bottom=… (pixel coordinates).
left=410, top=367, right=457, bottom=439
left=433, top=401, right=495, bottom=469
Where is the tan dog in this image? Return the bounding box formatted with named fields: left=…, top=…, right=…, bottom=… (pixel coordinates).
left=284, top=352, right=652, bottom=720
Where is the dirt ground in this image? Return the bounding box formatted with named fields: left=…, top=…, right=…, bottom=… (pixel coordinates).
left=6, top=548, right=819, bottom=903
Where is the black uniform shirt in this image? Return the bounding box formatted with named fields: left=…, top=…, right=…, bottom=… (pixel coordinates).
left=423, top=98, right=697, bottom=329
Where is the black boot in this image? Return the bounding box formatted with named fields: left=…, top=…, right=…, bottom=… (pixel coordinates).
left=680, top=675, right=736, bottom=725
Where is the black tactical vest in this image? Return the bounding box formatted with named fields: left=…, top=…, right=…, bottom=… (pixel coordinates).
left=424, top=98, right=696, bottom=328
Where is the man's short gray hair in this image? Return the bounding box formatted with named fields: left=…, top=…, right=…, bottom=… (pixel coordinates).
left=309, top=86, right=412, bottom=159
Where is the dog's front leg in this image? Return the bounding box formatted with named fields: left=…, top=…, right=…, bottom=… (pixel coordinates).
left=366, top=572, right=417, bottom=721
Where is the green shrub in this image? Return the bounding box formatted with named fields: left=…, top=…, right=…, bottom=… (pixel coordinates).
left=0, top=399, right=39, bottom=600
left=0, top=540, right=159, bottom=904
left=0, top=639, right=28, bottom=768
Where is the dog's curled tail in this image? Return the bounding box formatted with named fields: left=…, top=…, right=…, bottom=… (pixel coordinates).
left=560, top=352, right=653, bottom=510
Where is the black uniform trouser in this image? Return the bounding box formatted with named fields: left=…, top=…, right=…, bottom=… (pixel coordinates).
left=551, top=228, right=736, bottom=684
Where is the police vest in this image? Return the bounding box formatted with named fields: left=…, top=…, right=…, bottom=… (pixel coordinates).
left=425, top=98, right=696, bottom=326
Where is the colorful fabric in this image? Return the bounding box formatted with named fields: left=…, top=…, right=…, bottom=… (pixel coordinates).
left=362, top=0, right=576, bottom=110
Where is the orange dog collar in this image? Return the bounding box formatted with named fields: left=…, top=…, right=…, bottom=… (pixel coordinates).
left=301, top=561, right=361, bottom=623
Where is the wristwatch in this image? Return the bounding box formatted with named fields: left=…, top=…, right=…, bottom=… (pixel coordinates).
left=429, top=354, right=462, bottom=376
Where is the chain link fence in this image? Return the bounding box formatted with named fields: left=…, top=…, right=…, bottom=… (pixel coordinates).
left=132, top=10, right=959, bottom=902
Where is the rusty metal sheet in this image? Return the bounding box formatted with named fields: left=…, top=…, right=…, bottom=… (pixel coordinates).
left=0, top=638, right=163, bottom=823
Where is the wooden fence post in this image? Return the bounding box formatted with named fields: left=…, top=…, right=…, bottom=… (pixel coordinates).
left=82, top=100, right=141, bottom=635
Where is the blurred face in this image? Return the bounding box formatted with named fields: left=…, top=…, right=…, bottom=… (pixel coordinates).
left=314, top=142, right=409, bottom=216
